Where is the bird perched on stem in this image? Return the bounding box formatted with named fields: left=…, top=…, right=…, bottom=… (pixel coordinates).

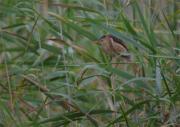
left=95, top=34, right=131, bottom=61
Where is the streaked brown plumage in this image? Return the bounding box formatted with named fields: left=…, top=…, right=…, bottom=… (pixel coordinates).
left=95, top=34, right=130, bottom=60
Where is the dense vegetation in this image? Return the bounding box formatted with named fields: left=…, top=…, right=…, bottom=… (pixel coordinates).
left=0, top=0, right=179, bottom=127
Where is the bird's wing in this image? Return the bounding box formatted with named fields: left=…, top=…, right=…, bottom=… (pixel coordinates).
left=109, top=38, right=127, bottom=54
left=110, top=35, right=128, bottom=51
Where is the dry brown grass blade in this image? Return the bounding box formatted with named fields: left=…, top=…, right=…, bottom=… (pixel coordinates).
left=48, top=38, right=88, bottom=55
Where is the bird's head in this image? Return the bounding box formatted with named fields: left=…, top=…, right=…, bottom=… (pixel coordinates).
left=94, top=35, right=113, bottom=45
left=94, top=34, right=128, bottom=51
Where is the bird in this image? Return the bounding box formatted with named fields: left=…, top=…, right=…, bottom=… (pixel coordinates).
left=94, top=34, right=132, bottom=112
left=95, top=34, right=131, bottom=61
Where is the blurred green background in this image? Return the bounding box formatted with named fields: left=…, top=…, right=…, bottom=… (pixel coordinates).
left=0, top=0, right=179, bottom=127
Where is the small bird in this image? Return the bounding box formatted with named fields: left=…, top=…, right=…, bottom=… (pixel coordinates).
left=95, top=34, right=131, bottom=60
left=94, top=34, right=131, bottom=112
